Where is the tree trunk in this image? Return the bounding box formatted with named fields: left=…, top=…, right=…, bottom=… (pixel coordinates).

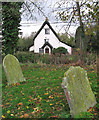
left=0, top=2, right=2, bottom=64
left=76, top=2, right=82, bottom=26
left=76, top=2, right=82, bottom=60
left=96, top=18, right=99, bottom=78
left=76, top=2, right=86, bottom=62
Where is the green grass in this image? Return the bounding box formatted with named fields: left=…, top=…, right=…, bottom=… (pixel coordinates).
left=2, top=64, right=98, bottom=118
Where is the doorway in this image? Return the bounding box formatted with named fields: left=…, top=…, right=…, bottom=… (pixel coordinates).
left=45, top=48, right=49, bottom=53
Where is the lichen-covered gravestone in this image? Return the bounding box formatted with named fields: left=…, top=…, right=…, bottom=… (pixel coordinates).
left=62, top=66, right=97, bottom=117
left=3, top=54, right=26, bottom=85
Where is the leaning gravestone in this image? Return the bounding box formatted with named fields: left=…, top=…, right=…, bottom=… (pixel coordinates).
left=3, top=54, right=26, bottom=85
left=62, top=66, right=97, bottom=117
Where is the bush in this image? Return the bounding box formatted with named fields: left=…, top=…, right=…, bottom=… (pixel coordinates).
left=16, top=35, right=34, bottom=51
left=15, top=52, right=53, bottom=64
left=14, top=52, right=69, bottom=64
left=84, top=52, right=96, bottom=65
left=15, top=52, right=35, bottom=63
left=2, top=51, right=96, bottom=65
left=52, top=47, right=68, bottom=56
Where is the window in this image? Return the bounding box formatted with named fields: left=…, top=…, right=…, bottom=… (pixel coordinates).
left=19, top=32, right=23, bottom=36
left=39, top=48, right=44, bottom=54
left=44, top=39, right=49, bottom=43
left=45, top=28, right=50, bottom=34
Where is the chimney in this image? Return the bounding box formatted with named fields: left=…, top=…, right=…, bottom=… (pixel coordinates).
left=46, top=17, right=48, bottom=21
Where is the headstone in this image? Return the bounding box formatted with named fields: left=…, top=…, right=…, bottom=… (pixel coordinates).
left=62, top=66, right=97, bottom=117
left=3, top=54, right=26, bottom=85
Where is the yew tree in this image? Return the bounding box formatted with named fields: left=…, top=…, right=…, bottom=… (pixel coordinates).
left=2, top=1, right=46, bottom=55
left=2, top=2, right=22, bottom=55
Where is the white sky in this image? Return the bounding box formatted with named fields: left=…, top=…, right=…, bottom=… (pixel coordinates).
left=19, top=0, right=79, bottom=37
left=20, top=22, right=78, bottom=37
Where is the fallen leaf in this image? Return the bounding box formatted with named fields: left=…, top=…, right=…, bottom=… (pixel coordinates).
left=33, top=107, right=39, bottom=111
left=17, top=102, right=23, bottom=106
left=20, top=115, right=24, bottom=118
left=16, top=83, right=20, bottom=85
left=94, top=113, right=97, bottom=115
left=50, top=104, right=53, bottom=106
left=23, top=113, right=29, bottom=118
left=7, top=110, right=10, bottom=114
left=10, top=114, right=14, bottom=116
left=39, top=97, right=42, bottom=100
left=2, top=115, right=5, bottom=118
left=49, top=115, right=59, bottom=118
left=29, top=96, right=32, bottom=98
left=88, top=107, right=92, bottom=112
left=13, top=83, right=16, bottom=86
left=49, top=95, right=53, bottom=99
left=6, top=103, right=9, bottom=105
left=26, top=106, right=29, bottom=109
left=46, top=100, right=49, bottom=102
left=10, top=94, right=13, bottom=97
left=44, top=93, right=49, bottom=95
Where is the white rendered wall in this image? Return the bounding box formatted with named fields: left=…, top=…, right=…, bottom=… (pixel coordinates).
left=33, top=24, right=72, bottom=54
left=29, top=46, right=34, bottom=51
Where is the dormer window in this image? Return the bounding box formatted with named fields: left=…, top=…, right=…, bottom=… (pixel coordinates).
left=45, top=28, right=50, bottom=34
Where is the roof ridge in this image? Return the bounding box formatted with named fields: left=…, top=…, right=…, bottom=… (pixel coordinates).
left=33, top=20, right=74, bottom=47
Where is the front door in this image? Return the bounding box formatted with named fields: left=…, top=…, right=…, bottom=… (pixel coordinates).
left=45, top=48, right=49, bottom=53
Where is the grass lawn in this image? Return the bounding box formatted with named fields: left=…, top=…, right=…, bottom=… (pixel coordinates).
left=2, top=63, right=98, bottom=119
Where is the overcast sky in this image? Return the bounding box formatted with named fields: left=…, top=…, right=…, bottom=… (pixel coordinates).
left=20, top=0, right=79, bottom=37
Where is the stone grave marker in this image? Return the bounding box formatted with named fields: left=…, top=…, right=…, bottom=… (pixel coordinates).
left=62, top=66, right=97, bottom=117
left=3, top=54, right=26, bottom=85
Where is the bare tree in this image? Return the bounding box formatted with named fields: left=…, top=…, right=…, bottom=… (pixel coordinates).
left=54, top=0, right=98, bottom=75
left=21, top=0, right=47, bottom=21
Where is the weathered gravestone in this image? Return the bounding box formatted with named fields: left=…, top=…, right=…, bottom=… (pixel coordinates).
left=62, top=66, right=97, bottom=117
left=3, top=54, right=26, bottom=85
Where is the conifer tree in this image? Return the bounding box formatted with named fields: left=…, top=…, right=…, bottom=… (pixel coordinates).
left=2, top=2, right=22, bottom=54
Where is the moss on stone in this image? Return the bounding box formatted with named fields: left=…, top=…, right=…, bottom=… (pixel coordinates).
left=3, top=54, right=26, bottom=85
left=62, top=66, right=97, bottom=117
